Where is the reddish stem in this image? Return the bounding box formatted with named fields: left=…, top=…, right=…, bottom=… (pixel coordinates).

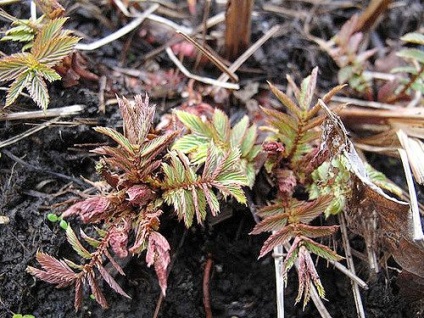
left=203, top=254, right=213, bottom=318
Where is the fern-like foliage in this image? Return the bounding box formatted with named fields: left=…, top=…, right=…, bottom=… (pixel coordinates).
left=0, top=17, right=80, bottom=110
left=27, top=95, right=249, bottom=309
left=252, top=68, right=345, bottom=306
left=172, top=108, right=261, bottom=187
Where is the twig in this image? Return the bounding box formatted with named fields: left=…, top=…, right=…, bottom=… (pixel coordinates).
left=331, top=96, right=398, bottom=110
left=30, top=0, right=36, bottom=20
left=398, top=146, right=424, bottom=244
left=194, top=0, right=211, bottom=70
left=141, top=12, right=225, bottom=62
left=328, top=259, right=368, bottom=290
left=165, top=47, right=239, bottom=89
left=177, top=31, right=239, bottom=82
left=339, top=213, right=366, bottom=318
left=98, top=76, right=107, bottom=114
left=0, top=105, right=84, bottom=121
left=203, top=254, right=213, bottom=318
left=0, top=118, right=60, bottom=149
left=273, top=244, right=285, bottom=318
left=216, top=25, right=281, bottom=84
left=75, top=4, right=159, bottom=51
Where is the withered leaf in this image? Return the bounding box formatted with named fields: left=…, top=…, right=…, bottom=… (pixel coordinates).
left=34, top=0, right=65, bottom=19
left=319, top=100, right=424, bottom=278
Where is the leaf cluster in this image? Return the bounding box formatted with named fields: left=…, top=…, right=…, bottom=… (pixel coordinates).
left=253, top=68, right=345, bottom=305
left=0, top=17, right=80, bottom=109
left=27, top=95, right=249, bottom=309
left=172, top=108, right=261, bottom=187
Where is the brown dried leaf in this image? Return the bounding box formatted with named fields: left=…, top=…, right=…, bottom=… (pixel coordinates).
left=319, top=100, right=424, bottom=278
left=34, top=0, right=65, bottom=19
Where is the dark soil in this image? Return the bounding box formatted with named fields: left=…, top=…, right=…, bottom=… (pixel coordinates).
left=1, top=1, right=423, bottom=318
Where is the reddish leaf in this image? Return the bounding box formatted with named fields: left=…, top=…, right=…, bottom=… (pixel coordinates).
left=127, top=185, right=155, bottom=206
left=250, top=213, right=289, bottom=234
left=27, top=252, right=77, bottom=288
left=258, top=226, right=293, bottom=258
left=96, top=264, right=131, bottom=299
left=87, top=272, right=108, bottom=309
left=108, top=218, right=131, bottom=258
left=62, top=196, right=111, bottom=223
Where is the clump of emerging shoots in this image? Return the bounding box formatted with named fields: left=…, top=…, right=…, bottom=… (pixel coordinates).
left=27, top=95, right=249, bottom=309
left=251, top=68, right=346, bottom=306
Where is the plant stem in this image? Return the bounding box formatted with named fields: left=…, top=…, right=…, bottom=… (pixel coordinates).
left=203, top=254, right=213, bottom=318
left=387, top=65, right=424, bottom=103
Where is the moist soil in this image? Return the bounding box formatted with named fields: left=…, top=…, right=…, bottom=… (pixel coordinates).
left=1, top=1, right=424, bottom=317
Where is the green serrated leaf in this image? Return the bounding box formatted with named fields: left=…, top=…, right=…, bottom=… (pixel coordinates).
left=203, top=186, right=220, bottom=216
left=5, top=71, right=31, bottom=107
left=26, top=74, right=49, bottom=110
left=240, top=124, right=257, bottom=158
left=401, top=32, right=424, bottom=45
left=230, top=115, right=249, bottom=147
left=80, top=229, right=101, bottom=248
left=397, top=48, right=424, bottom=64
left=212, top=108, right=230, bottom=142
left=66, top=226, right=92, bottom=259
left=37, top=35, right=80, bottom=66
left=0, top=52, right=32, bottom=82
left=94, top=127, right=135, bottom=154
left=36, top=64, right=62, bottom=82
left=175, top=110, right=213, bottom=138
left=172, top=134, right=204, bottom=154
left=302, top=238, right=343, bottom=262
left=31, top=17, right=68, bottom=54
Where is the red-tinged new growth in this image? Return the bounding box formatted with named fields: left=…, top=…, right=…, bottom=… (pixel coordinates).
left=28, top=94, right=249, bottom=309
left=252, top=68, right=344, bottom=306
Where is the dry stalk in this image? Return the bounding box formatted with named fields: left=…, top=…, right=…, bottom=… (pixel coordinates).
left=339, top=213, right=366, bottom=318
left=76, top=4, right=159, bottom=51
left=224, top=0, right=254, bottom=60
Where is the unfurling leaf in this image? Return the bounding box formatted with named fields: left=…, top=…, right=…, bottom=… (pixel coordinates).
left=295, top=246, right=325, bottom=308
left=146, top=231, right=171, bottom=295
left=162, top=145, right=247, bottom=227
left=108, top=218, right=131, bottom=258
left=62, top=196, right=111, bottom=223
